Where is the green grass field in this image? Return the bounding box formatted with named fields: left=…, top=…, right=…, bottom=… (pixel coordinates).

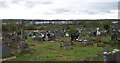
left=13, top=37, right=104, bottom=61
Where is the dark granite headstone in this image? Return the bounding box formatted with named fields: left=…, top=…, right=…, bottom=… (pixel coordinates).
left=103, top=49, right=120, bottom=63
left=0, top=45, right=11, bottom=57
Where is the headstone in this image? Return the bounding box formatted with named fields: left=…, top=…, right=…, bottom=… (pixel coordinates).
left=118, top=39, right=120, bottom=44
left=54, top=30, right=64, bottom=38
left=61, top=41, right=73, bottom=50
left=45, top=35, right=49, bottom=41
left=70, top=32, right=79, bottom=41
left=50, top=33, right=56, bottom=41
left=103, top=52, right=113, bottom=63
left=65, top=33, right=69, bottom=37
left=0, top=45, right=11, bottom=58
left=111, top=33, right=117, bottom=41
left=103, top=49, right=120, bottom=63
left=96, top=27, right=101, bottom=36
left=60, top=29, right=65, bottom=37
left=112, top=49, right=120, bottom=63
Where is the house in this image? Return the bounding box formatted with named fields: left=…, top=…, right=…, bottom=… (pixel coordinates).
left=25, top=30, right=39, bottom=36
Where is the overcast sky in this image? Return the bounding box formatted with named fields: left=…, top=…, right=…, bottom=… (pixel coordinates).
left=0, top=0, right=119, bottom=19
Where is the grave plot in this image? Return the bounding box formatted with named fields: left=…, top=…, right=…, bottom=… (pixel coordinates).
left=60, top=41, right=73, bottom=50
left=57, top=28, right=104, bottom=48
left=29, top=31, right=57, bottom=42
left=12, top=38, right=104, bottom=61
left=32, top=36, right=43, bottom=42
left=79, top=40, right=94, bottom=47
left=2, top=33, right=21, bottom=54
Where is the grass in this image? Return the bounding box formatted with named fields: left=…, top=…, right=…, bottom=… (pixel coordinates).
left=101, top=35, right=111, bottom=43
left=2, top=54, right=15, bottom=59
left=13, top=37, right=104, bottom=61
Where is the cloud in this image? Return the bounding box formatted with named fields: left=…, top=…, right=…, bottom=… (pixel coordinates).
left=0, top=0, right=119, bottom=19
left=0, top=0, right=54, bottom=8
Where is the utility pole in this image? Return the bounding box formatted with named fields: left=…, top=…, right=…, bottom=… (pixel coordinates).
left=0, top=19, right=2, bottom=45
left=20, top=19, right=23, bottom=41
left=18, top=19, right=24, bottom=53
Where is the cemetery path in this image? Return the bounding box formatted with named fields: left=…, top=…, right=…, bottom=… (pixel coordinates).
left=1, top=56, right=16, bottom=62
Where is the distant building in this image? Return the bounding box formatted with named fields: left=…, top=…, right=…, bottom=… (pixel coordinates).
left=25, top=30, right=39, bottom=33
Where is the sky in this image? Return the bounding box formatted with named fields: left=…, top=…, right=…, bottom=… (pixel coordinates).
left=0, top=0, right=119, bottom=19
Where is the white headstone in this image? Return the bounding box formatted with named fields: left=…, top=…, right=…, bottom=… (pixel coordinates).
left=65, top=33, right=69, bottom=37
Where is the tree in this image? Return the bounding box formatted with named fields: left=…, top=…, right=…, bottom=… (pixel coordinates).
left=2, top=23, right=18, bottom=32
left=104, top=24, right=110, bottom=30
left=25, top=25, right=37, bottom=30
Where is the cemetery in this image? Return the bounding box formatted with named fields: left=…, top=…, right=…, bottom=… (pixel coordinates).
left=1, top=19, right=120, bottom=62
